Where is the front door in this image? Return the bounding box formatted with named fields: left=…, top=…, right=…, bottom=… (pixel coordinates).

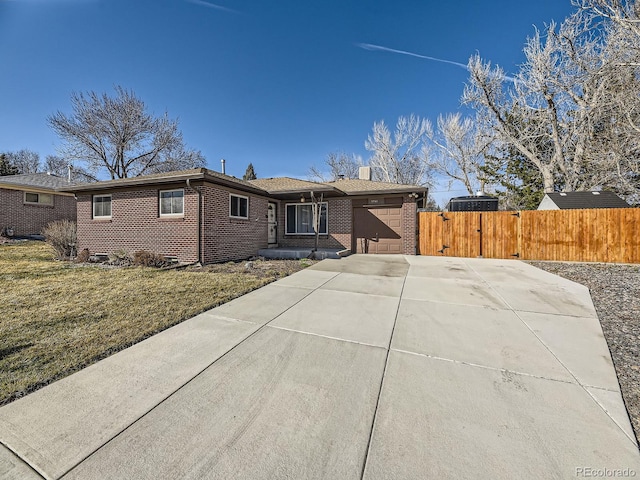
left=267, top=203, right=277, bottom=244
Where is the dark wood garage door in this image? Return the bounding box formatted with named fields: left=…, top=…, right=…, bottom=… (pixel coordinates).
left=353, top=206, right=403, bottom=254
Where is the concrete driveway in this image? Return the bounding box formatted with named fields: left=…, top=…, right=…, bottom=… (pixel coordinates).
left=1, top=255, right=638, bottom=479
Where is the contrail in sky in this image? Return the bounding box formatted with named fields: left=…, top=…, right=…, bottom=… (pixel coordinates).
left=185, top=0, right=239, bottom=14
left=357, top=43, right=518, bottom=83
left=356, top=43, right=470, bottom=71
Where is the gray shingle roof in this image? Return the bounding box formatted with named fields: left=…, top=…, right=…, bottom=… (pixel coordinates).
left=249, top=177, right=336, bottom=194
left=0, top=173, right=73, bottom=191
left=61, top=168, right=428, bottom=197
left=543, top=191, right=631, bottom=209
left=323, top=178, right=427, bottom=195
left=63, top=168, right=267, bottom=195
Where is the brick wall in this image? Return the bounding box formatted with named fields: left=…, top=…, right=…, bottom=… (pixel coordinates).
left=277, top=197, right=352, bottom=250
left=201, top=184, right=270, bottom=263
left=0, top=188, right=76, bottom=236
left=76, top=186, right=199, bottom=262
left=401, top=195, right=417, bottom=255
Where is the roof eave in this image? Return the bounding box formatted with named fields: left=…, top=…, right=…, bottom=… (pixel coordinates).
left=61, top=171, right=207, bottom=193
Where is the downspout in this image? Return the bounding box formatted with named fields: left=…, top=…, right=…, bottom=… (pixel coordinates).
left=186, top=178, right=202, bottom=265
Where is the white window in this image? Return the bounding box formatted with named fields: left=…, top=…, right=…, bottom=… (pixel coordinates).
left=24, top=192, right=53, bottom=205
left=230, top=194, right=249, bottom=219
left=286, top=203, right=328, bottom=235
left=160, top=189, right=184, bottom=216
left=93, top=195, right=112, bottom=218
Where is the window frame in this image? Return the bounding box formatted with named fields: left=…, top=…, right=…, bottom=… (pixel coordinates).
left=229, top=193, right=249, bottom=219
left=23, top=191, right=53, bottom=206
left=92, top=194, right=112, bottom=219
left=285, top=202, right=328, bottom=235
left=159, top=189, right=185, bottom=217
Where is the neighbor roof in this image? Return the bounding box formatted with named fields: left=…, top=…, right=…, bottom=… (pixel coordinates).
left=0, top=172, right=73, bottom=191
left=542, top=191, right=631, bottom=209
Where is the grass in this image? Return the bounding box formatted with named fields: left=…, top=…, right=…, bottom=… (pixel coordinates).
left=0, top=241, right=310, bottom=405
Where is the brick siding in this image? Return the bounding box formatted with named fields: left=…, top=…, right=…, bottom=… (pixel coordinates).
left=0, top=188, right=76, bottom=236
left=277, top=197, right=352, bottom=250
left=75, top=182, right=419, bottom=263
left=76, top=186, right=199, bottom=262
left=401, top=195, right=417, bottom=255
left=201, top=184, right=270, bottom=263
left=76, top=182, right=272, bottom=264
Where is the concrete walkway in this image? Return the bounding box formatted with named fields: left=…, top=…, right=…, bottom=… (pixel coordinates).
left=1, top=255, right=638, bottom=479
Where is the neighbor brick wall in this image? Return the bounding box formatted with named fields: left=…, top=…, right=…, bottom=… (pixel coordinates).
left=76, top=186, right=199, bottom=262
left=401, top=195, right=417, bottom=255
left=0, top=188, right=76, bottom=236
left=201, top=183, right=270, bottom=263
left=277, top=197, right=352, bottom=250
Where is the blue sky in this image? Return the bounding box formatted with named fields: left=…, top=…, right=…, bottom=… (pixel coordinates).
left=0, top=0, right=576, bottom=204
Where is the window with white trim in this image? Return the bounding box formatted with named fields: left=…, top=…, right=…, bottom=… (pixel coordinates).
left=286, top=203, right=328, bottom=235
left=230, top=194, right=248, bottom=219
left=160, top=189, right=184, bottom=216
left=24, top=192, right=53, bottom=205
left=93, top=195, right=112, bottom=218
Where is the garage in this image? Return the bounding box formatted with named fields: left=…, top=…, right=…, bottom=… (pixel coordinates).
left=352, top=204, right=403, bottom=254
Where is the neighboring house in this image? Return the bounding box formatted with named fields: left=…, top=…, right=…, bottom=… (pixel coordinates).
left=0, top=173, right=76, bottom=237
left=63, top=167, right=427, bottom=264
left=537, top=191, right=631, bottom=210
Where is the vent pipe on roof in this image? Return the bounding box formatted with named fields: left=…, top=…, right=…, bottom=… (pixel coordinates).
left=68, top=164, right=73, bottom=183
left=221, top=158, right=226, bottom=175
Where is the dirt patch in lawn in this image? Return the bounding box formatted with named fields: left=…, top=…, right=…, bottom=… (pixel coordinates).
left=0, top=241, right=314, bottom=405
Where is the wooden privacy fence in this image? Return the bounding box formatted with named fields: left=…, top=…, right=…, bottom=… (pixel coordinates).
left=418, top=208, right=640, bottom=263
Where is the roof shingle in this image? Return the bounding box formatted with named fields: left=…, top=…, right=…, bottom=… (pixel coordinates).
left=542, top=191, right=631, bottom=209
left=0, top=173, right=73, bottom=190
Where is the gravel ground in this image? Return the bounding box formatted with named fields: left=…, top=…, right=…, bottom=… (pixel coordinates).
left=528, top=261, right=640, bottom=444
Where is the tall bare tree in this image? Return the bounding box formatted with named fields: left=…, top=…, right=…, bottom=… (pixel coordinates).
left=44, top=155, right=96, bottom=183
left=4, top=149, right=41, bottom=174
left=365, top=114, right=433, bottom=186
left=428, top=113, right=492, bottom=195
left=464, top=3, right=640, bottom=201
left=48, top=86, right=205, bottom=180
left=575, top=0, right=640, bottom=200
left=308, top=152, right=363, bottom=182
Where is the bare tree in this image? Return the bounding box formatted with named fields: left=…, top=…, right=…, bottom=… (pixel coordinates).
left=44, top=155, right=96, bottom=183
left=365, top=115, right=433, bottom=186
left=464, top=4, right=640, bottom=201
left=463, top=13, right=604, bottom=192
left=575, top=0, right=640, bottom=39
left=308, top=152, right=363, bottom=182
left=48, top=86, right=205, bottom=180
left=4, top=149, right=41, bottom=174
left=575, top=0, right=640, bottom=200
left=428, top=113, right=492, bottom=195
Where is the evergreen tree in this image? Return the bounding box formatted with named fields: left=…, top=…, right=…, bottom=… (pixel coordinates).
left=0, top=153, right=19, bottom=176
left=243, top=163, right=257, bottom=180
left=482, top=149, right=547, bottom=210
